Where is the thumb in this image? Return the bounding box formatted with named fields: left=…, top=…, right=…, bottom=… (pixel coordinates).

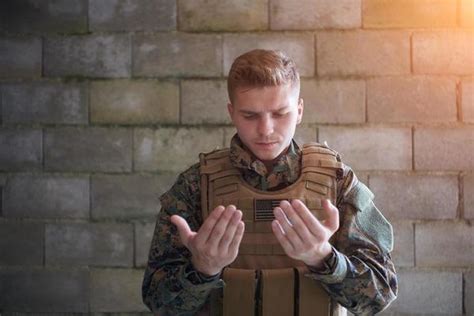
left=321, top=199, right=339, bottom=233
left=170, top=215, right=194, bottom=248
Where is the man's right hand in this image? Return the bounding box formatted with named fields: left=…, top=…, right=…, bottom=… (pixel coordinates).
left=170, top=205, right=245, bottom=277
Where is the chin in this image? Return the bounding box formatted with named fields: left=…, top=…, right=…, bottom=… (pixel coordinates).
left=254, top=149, right=282, bottom=162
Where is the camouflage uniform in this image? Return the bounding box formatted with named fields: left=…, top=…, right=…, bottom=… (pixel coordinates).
left=142, top=135, right=398, bottom=315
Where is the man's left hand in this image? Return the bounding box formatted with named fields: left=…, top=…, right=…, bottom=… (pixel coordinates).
left=271, top=199, right=339, bottom=269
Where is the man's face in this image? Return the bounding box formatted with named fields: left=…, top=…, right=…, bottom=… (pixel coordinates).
left=228, top=83, right=304, bottom=163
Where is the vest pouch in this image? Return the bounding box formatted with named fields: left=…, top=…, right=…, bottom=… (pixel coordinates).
left=222, top=268, right=256, bottom=316
left=261, top=268, right=295, bottom=316
left=296, top=266, right=330, bottom=316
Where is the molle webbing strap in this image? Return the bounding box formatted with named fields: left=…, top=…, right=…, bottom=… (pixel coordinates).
left=296, top=266, right=330, bottom=316
left=261, top=268, right=295, bottom=316
left=302, top=156, right=343, bottom=169
left=222, top=268, right=256, bottom=316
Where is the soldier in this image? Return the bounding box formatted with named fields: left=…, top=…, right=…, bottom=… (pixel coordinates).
left=142, top=49, right=398, bottom=316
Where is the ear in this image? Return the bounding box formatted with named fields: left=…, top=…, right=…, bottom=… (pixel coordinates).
left=227, top=102, right=234, bottom=119
left=296, top=98, right=304, bottom=124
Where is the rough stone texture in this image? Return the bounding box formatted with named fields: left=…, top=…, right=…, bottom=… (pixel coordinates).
left=381, top=270, right=462, bottom=314
left=355, top=172, right=370, bottom=186
left=370, top=174, right=458, bottom=220
left=466, top=271, right=474, bottom=315
left=0, top=37, right=41, bottom=78
left=413, top=31, right=474, bottom=75
left=134, top=127, right=224, bottom=172
left=3, top=174, right=89, bottom=219
left=465, top=173, right=474, bottom=219
left=389, top=220, right=414, bottom=267
left=317, top=31, right=410, bottom=76
left=44, top=35, right=131, bottom=78
left=133, top=33, right=222, bottom=77
left=271, top=0, right=360, bottom=30
left=367, top=76, right=457, bottom=123
left=363, top=0, right=457, bottom=28
left=0, top=222, right=44, bottom=265
left=462, top=78, right=474, bottom=123
left=318, top=127, right=412, bottom=170
left=2, top=82, right=88, bottom=125
left=223, top=33, right=315, bottom=77
left=181, top=80, right=231, bottom=124
left=461, top=0, right=474, bottom=28
left=0, top=268, right=89, bottom=312
left=301, top=79, right=365, bottom=124
left=179, top=0, right=267, bottom=31
left=0, top=2, right=472, bottom=315
left=90, top=80, right=179, bottom=124
left=91, top=173, right=177, bottom=219
left=0, top=173, right=6, bottom=186
left=135, top=222, right=156, bottom=267
left=294, top=126, right=317, bottom=145
left=90, top=268, right=147, bottom=312
left=89, top=0, right=176, bottom=31
left=416, top=221, right=473, bottom=267
left=0, top=129, right=42, bottom=171
left=223, top=127, right=238, bottom=145
left=0, top=0, right=88, bottom=34
left=414, top=127, right=474, bottom=170
left=45, top=223, right=133, bottom=267
left=44, top=127, right=132, bottom=172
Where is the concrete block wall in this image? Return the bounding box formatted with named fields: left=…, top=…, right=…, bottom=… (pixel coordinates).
left=0, top=0, right=472, bottom=315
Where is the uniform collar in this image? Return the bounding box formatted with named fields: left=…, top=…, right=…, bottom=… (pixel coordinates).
left=229, top=134, right=302, bottom=190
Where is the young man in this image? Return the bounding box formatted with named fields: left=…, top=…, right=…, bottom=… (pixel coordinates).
left=142, top=49, right=398, bottom=316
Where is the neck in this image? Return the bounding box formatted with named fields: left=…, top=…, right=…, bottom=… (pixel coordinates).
left=261, top=144, right=291, bottom=174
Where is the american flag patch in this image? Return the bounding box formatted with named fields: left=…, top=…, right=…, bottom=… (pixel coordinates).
left=254, top=199, right=284, bottom=221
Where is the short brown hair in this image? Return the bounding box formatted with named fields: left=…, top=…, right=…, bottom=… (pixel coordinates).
left=227, top=49, right=300, bottom=103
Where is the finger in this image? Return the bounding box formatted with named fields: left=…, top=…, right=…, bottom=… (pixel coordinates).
left=228, top=221, right=245, bottom=257
left=273, top=206, right=302, bottom=250
left=291, top=199, right=327, bottom=237
left=195, top=205, right=225, bottom=246
left=207, top=205, right=237, bottom=247
left=280, top=199, right=312, bottom=241
left=271, top=220, right=294, bottom=255
left=321, top=199, right=340, bottom=233
left=218, top=209, right=243, bottom=251
left=170, top=215, right=194, bottom=248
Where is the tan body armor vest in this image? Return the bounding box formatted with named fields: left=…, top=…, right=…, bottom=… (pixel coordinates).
left=199, top=143, right=347, bottom=316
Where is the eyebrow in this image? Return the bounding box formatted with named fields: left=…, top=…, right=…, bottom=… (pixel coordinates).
left=239, top=106, right=290, bottom=115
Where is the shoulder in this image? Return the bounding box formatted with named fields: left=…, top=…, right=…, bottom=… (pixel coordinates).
left=177, top=162, right=201, bottom=187
left=302, top=141, right=341, bottom=158
left=159, top=162, right=201, bottom=216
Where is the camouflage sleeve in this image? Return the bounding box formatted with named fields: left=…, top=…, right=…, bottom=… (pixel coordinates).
left=141, top=164, right=223, bottom=315
left=307, top=166, right=398, bottom=315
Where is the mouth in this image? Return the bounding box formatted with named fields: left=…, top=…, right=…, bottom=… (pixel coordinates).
left=255, top=141, right=278, bottom=149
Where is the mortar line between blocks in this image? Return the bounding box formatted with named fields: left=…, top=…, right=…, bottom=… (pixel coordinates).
left=133, top=222, right=137, bottom=268
left=413, top=222, right=416, bottom=267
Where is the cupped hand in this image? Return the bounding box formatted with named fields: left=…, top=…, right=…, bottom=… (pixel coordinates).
left=171, top=204, right=245, bottom=276
left=271, top=199, right=339, bottom=268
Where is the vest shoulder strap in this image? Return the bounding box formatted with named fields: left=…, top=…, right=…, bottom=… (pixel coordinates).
left=200, top=148, right=232, bottom=175
left=302, top=142, right=344, bottom=171
left=199, top=148, right=233, bottom=219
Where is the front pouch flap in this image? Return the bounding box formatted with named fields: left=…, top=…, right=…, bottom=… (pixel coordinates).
left=223, top=268, right=256, bottom=316
left=261, top=268, right=295, bottom=316
left=296, top=266, right=330, bottom=316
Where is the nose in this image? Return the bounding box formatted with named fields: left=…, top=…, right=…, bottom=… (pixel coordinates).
left=257, top=115, right=274, bottom=137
